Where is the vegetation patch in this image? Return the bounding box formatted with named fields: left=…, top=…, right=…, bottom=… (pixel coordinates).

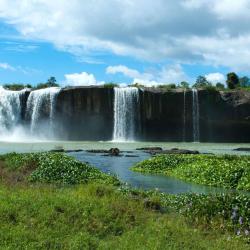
left=0, top=152, right=119, bottom=185
left=132, top=154, right=250, bottom=191
left=0, top=183, right=248, bottom=249
left=0, top=152, right=249, bottom=248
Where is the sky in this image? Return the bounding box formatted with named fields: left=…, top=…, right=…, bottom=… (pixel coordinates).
left=0, top=0, right=249, bottom=87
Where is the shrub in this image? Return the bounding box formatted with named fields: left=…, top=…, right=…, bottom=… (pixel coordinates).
left=103, top=82, right=119, bottom=88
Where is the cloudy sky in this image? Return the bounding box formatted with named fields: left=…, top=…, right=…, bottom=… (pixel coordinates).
left=0, top=0, right=249, bottom=86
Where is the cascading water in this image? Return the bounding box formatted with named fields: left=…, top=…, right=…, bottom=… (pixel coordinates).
left=113, top=87, right=139, bottom=141
left=182, top=89, right=186, bottom=141
left=0, top=86, right=25, bottom=137
left=26, top=87, right=61, bottom=136
left=192, top=89, right=200, bottom=142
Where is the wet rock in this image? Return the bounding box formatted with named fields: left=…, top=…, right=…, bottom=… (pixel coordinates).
left=65, top=149, right=83, bottom=153
left=136, top=147, right=163, bottom=151
left=109, top=148, right=120, bottom=156
left=86, top=149, right=109, bottom=153
left=150, top=148, right=199, bottom=155
left=50, top=148, right=65, bottom=153
left=125, top=155, right=139, bottom=158
left=233, top=148, right=250, bottom=152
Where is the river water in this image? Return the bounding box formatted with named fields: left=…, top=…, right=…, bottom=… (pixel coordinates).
left=0, top=141, right=249, bottom=194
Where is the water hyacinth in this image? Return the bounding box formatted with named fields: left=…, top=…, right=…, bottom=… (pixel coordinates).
left=161, top=192, right=250, bottom=237
left=1, top=152, right=120, bottom=185
left=132, top=154, right=250, bottom=191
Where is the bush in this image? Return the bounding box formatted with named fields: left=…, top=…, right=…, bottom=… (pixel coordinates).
left=103, top=82, right=119, bottom=88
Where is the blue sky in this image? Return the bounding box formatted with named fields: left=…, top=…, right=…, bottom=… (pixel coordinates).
left=0, top=0, right=249, bottom=86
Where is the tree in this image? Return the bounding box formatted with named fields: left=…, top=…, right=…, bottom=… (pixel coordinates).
left=179, top=81, right=189, bottom=89
left=239, top=76, right=250, bottom=87
left=47, top=76, right=57, bottom=86
left=216, top=82, right=225, bottom=90
left=194, top=75, right=210, bottom=87
left=226, top=72, right=239, bottom=89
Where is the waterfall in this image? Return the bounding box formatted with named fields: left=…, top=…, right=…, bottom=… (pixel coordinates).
left=26, top=87, right=61, bottom=135
left=113, top=87, right=139, bottom=141
left=182, top=89, right=186, bottom=141
left=0, top=86, right=25, bottom=135
left=192, top=89, right=200, bottom=142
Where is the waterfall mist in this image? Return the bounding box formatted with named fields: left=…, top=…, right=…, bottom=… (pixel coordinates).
left=0, top=86, right=61, bottom=141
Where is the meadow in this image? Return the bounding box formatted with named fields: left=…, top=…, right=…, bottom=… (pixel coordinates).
left=0, top=153, right=249, bottom=249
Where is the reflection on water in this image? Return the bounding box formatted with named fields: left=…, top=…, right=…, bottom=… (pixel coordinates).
left=70, top=151, right=226, bottom=194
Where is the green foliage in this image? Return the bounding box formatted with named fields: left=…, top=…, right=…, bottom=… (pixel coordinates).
left=0, top=183, right=247, bottom=249
left=158, top=83, right=176, bottom=90
left=47, top=76, right=57, bottom=85
left=34, top=82, right=59, bottom=90
left=3, top=84, right=32, bottom=91
left=103, top=82, right=119, bottom=88
left=132, top=154, right=250, bottom=191
left=3, top=152, right=119, bottom=185
left=179, top=81, right=190, bottom=89
left=163, top=193, right=250, bottom=235
left=216, top=82, right=225, bottom=90
left=226, top=72, right=239, bottom=89
left=130, top=82, right=145, bottom=88
left=193, top=75, right=211, bottom=88
left=239, top=76, right=250, bottom=88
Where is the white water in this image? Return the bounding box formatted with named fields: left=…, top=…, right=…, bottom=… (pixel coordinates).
left=0, top=86, right=26, bottom=137
left=26, top=87, right=61, bottom=135
left=113, top=87, right=139, bottom=141
left=192, top=89, right=200, bottom=142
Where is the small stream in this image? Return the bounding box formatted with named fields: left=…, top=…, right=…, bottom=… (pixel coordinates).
left=69, top=151, right=226, bottom=194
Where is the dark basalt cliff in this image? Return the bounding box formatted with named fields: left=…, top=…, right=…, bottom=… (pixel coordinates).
left=22, top=87, right=250, bottom=142
left=55, top=87, right=114, bottom=140
left=139, top=88, right=250, bottom=142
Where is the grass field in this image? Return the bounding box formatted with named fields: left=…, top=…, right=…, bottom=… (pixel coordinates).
left=0, top=152, right=249, bottom=249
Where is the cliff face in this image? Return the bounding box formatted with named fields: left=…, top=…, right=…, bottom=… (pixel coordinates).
left=21, top=87, right=250, bottom=142
left=198, top=90, right=250, bottom=142
left=55, top=87, right=114, bottom=140
left=138, top=88, right=250, bottom=142
left=139, top=88, right=250, bottom=142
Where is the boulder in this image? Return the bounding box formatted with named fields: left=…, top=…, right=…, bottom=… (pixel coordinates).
left=233, top=148, right=250, bottom=152
left=109, top=148, right=120, bottom=156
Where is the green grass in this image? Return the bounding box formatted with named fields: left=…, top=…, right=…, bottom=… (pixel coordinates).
left=132, top=154, right=250, bottom=191
left=0, top=183, right=248, bottom=249
left=0, top=152, right=249, bottom=249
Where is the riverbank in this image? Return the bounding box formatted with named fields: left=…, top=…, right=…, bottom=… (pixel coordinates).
left=132, top=154, right=250, bottom=191
left=0, top=152, right=249, bottom=249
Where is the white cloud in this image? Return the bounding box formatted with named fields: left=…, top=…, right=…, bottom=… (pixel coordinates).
left=106, top=64, right=189, bottom=86
left=205, top=73, right=225, bottom=84
left=0, top=1, right=250, bottom=70
left=64, top=72, right=104, bottom=86
left=0, top=62, right=15, bottom=71
left=106, top=65, right=153, bottom=81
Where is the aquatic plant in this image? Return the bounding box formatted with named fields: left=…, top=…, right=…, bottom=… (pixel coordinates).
left=1, top=152, right=119, bottom=185
left=132, top=154, right=250, bottom=191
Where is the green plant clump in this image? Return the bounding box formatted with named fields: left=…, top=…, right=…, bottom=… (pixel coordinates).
left=132, top=154, right=250, bottom=191
left=2, top=152, right=119, bottom=185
